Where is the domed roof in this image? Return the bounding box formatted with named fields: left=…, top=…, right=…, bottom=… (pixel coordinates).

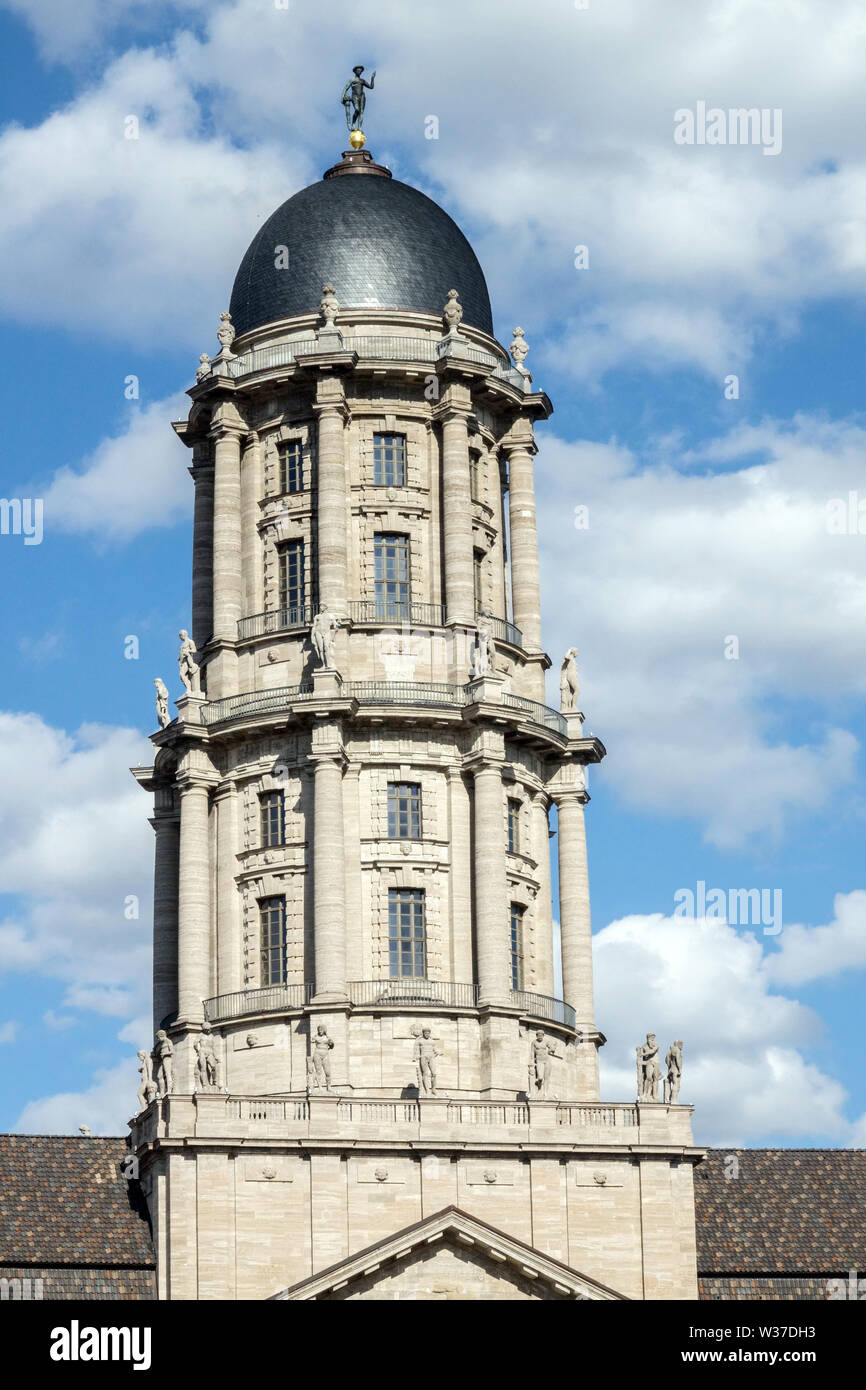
left=229, top=152, right=493, bottom=339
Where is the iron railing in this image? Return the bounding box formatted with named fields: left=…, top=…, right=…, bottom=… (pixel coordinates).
left=204, top=982, right=312, bottom=1023
left=510, top=989, right=576, bottom=1029
left=237, top=606, right=315, bottom=640
left=344, top=681, right=466, bottom=708
left=476, top=613, right=524, bottom=649
left=349, top=600, right=446, bottom=628
left=348, top=979, right=478, bottom=1009
left=202, top=684, right=315, bottom=726
left=501, top=693, right=567, bottom=738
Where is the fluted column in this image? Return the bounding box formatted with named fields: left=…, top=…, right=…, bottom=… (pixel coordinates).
left=151, top=811, right=180, bottom=1033
left=555, top=790, right=595, bottom=1026
left=314, top=388, right=348, bottom=615
left=312, top=755, right=347, bottom=1001
left=472, top=762, right=510, bottom=1005
left=177, top=782, right=211, bottom=1024
left=441, top=406, right=475, bottom=626
left=211, top=426, right=243, bottom=642
left=215, top=784, right=241, bottom=998
left=190, top=458, right=214, bottom=648
left=505, top=431, right=542, bottom=651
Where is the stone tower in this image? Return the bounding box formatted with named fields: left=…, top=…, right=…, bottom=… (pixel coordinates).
left=131, top=139, right=701, bottom=1301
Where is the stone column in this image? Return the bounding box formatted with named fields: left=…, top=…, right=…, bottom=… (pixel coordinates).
left=314, top=384, right=348, bottom=615
left=440, top=404, right=475, bottom=626
left=240, top=431, right=264, bottom=619
left=555, top=790, right=594, bottom=1027
left=177, top=781, right=211, bottom=1024
left=211, top=425, right=243, bottom=642
left=215, top=784, right=242, bottom=999
left=472, top=762, right=510, bottom=1005
left=505, top=429, right=542, bottom=651
left=151, top=810, right=180, bottom=1033
left=312, top=755, right=347, bottom=1001
left=190, top=456, right=214, bottom=648
left=530, top=791, right=555, bottom=998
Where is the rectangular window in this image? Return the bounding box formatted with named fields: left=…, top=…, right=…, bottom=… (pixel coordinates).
left=469, top=450, right=482, bottom=502
left=278, top=539, right=305, bottom=622
left=388, top=888, right=426, bottom=979
left=387, top=782, right=422, bottom=840
left=473, top=550, right=484, bottom=615
left=507, top=798, right=521, bottom=854
left=374, top=533, right=410, bottom=619
left=373, top=432, right=406, bottom=487
left=510, top=904, right=525, bottom=991
left=260, top=895, right=287, bottom=986
left=260, top=790, right=286, bottom=848
left=279, top=440, right=303, bottom=494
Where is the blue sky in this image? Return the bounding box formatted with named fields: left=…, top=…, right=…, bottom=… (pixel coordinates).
left=0, top=0, right=864, bottom=1144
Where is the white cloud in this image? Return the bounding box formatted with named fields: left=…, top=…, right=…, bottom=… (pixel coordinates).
left=594, top=911, right=855, bottom=1146
left=41, top=394, right=192, bottom=540
left=0, top=1021, right=18, bottom=1043
left=13, top=1057, right=140, bottom=1136
left=1, top=0, right=210, bottom=60
left=538, top=414, right=866, bottom=846
left=764, top=891, right=866, bottom=988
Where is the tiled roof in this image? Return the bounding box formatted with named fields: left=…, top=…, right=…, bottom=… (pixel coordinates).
left=0, top=1136, right=154, bottom=1268
left=696, top=1149, right=866, bottom=1273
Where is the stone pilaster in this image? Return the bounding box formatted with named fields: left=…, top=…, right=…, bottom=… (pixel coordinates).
left=530, top=791, right=555, bottom=999
left=151, top=810, right=180, bottom=1033
left=177, top=780, right=212, bottom=1024
left=504, top=425, right=544, bottom=692
left=190, top=452, right=214, bottom=649
left=211, top=424, right=244, bottom=642
left=554, top=789, right=594, bottom=1029
left=439, top=396, right=475, bottom=626
left=240, top=431, right=264, bottom=619
left=472, top=760, right=511, bottom=1006
left=313, top=379, right=348, bottom=616
left=215, top=783, right=242, bottom=999
left=311, top=739, right=347, bottom=1002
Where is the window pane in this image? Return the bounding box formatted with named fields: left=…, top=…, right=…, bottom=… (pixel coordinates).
left=260, top=791, right=285, bottom=847
left=507, top=799, right=520, bottom=854
left=387, top=782, right=421, bottom=839
left=374, top=534, right=410, bottom=617
left=373, top=433, right=406, bottom=487
left=279, top=440, right=303, bottom=494
left=278, top=540, right=305, bottom=620
left=388, top=888, right=426, bottom=978
left=510, top=904, right=524, bottom=991
left=260, top=895, right=287, bottom=986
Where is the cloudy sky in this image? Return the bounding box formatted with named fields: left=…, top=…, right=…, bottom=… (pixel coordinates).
left=0, top=0, right=864, bottom=1145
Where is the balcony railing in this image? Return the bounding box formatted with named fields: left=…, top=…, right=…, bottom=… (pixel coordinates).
left=348, top=980, right=479, bottom=1009
left=510, top=990, right=576, bottom=1029
left=501, top=693, right=567, bottom=738
left=477, top=613, right=524, bottom=649
left=221, top=335, right=505, bottom=382
left=349, top=600, right=445, bottom=628
left=343, top=681, right=467, bottom=708
left=237, top=606, right=315, bottom=641
left=204, top=982, right=312, bottom=1023
left=201, top=683, right=314, bottom=726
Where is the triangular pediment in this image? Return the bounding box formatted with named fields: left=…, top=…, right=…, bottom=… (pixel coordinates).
left=272, top=1206, right=627, bottom=1301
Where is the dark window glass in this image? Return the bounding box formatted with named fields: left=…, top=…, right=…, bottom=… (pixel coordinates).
left=507, top=798, right=521, bottom=854
left=388, top=888, right=426, bottom=979
left=260, top=790, right=286, bottom=848
left=373, top=533, right=409, bottom=619
left=279, top=440, right=303, bottom=494
left=510, top=903, right=525, bottom=991
left=278, top=539, right=305, bottom=622
left=387, top=782, right=422, bottom=840
left=260, top=895, right=287, bottom=986
left=373, top=433, right=406, bottom=487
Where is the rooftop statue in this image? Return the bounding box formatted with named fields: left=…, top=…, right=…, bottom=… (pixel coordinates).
left=341, top=65, right=376, bottom=134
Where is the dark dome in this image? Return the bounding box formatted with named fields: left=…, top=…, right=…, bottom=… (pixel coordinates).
left=230, top=160, right=493, bottom=338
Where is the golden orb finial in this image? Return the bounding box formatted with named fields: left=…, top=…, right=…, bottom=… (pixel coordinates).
left=349, top=129, right=366, bottom=150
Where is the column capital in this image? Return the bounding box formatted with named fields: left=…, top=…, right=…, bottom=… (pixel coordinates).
left=499, top=421, right=537, bottom=456
left=549, top=785, right=589, bottom=808
left=208, top=420, right=245, bottom=443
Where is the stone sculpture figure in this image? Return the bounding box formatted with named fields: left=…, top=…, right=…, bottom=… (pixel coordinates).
left=154, top=1030, right=174, bottom=1098
left=664, top=1040, right=683, bottom=1105
left=472, top=614, right=492, bottom=678
left=414, top=1026, right=441, bottom=1095
left=216, top=310, right=235, bottom=354
left=178, top=629, right=201, bottom=695
left=136, top=1050, right=157, bottom=1112
left=442, top=288, right=463, bottom=336
left=560, top=647, right=579, bottom=711
left=530, top=1029, right=556, bottom=1101
left=311, top=606, right=340, bottom=669
left=510, top=326, right=530, bottom=371
left=319, top=283, right=340, bottom=328
left=195, top=352, right=211, bottom=382
left=637, top=1032, right=661, bottom=1103
left=341, top=65, right=376, bottom=132
left=193, top=1037, right=208, bottom=1091
left=154, top=677, right=170, bottom=729
left=310, top=1024, right=334, bottom=1091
